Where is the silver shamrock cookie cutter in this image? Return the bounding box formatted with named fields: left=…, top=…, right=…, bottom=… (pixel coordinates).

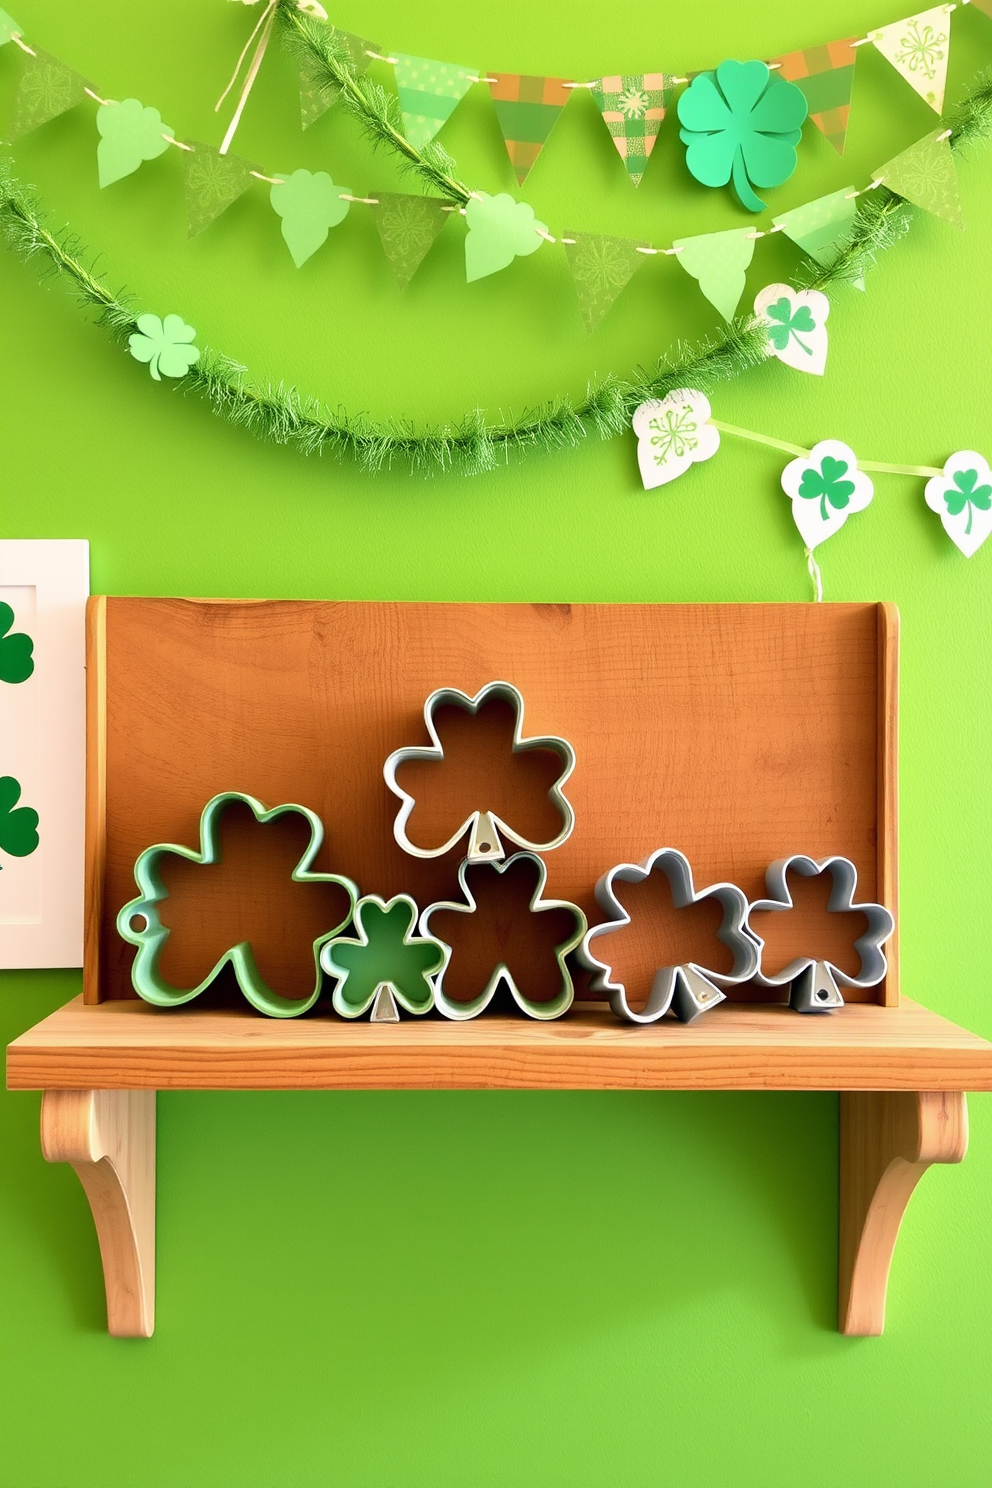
left=748, top=855, right=894, bottom=1012
left=579, top=848, right=759, bottom=1024
left=384, top=680, right=576, bottom=864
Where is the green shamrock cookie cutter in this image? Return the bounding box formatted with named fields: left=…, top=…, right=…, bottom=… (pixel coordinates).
left=116, top=791, right=358, bottom=1018
left=319, top=894, right=447, bottom=1021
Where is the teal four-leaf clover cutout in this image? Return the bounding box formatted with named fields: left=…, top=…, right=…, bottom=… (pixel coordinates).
left=944, top=468, right=992, bottom=534
left=797, top=454, right=856, bottom=521
left=128, top=313, right=200, bottom=381
left=677, top=60, right=808, bottom=212
left=764, top=297, right=817, bottom=356
left=320, top=895, right=446, bottom=1019
left=0, top=775, right=39, bottom=864
left=96, top=98, right=174, bottom=188
left=0, top=601, right=34, bottom=683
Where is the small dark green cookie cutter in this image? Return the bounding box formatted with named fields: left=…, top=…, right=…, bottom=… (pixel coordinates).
left=320, top=894, right=447, bottom=1021
left=116, top=791, right=358, bottom=1018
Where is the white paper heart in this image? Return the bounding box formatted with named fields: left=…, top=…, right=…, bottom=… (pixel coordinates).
left=754, top=283, right=830, bottom=376
left=632, top=389, right=720, bottom=490
left=924, top=451, right=992, bottom=558
left=780, top=440, right=874, bottom=550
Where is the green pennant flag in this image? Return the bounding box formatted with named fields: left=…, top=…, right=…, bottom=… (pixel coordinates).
left=183, top=142, right=257, bottom=238
left=672, top=228, right=755, bottom=322
left=0, top=9, right=24, bottom=46
left=774, top=188, right=858, bottom=266
left=876, top=128, right=964, bottom=228
left=298, top=28, right=378, bottom=128
left=10, top=47, right=89, bottom=139
left=563, top=232, right=648, bottom=331
left=370, top=192, right=451, bottom=288
left=392, top=54, right=477, bottom=150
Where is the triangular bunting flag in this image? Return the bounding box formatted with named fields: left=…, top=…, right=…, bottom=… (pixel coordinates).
left=870, top=5, right=952, bottom=113
left=298, top=28, right=378, bottom=128
left=590, top=74, right=672, bottom=186
left=392, top=54, right=477, bottom=150
left=876, top=128, right=964, bottom=226
left=672, top=228, right=755, bottom=322
left=563, top=232, right=647, bottom=331
left=0, top=10, right=24, bottom=46
left=9, top=48, right=89, bottom=139
left=183, top=142, right=257, bottom=238
left=774, top=188, right=858, bottom=266
left=370, top=192, right=450, bottom=288
left=487, top=73, right=571, bottom=184
left=771, top=39, right=857, bottom=155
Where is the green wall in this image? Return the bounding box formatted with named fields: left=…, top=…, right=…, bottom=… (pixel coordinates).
left=2, top=1, right=990, bottom=1483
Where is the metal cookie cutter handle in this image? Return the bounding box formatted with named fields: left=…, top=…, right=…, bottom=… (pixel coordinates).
left=579, top=848, right=759, bottom=1024
left=383, top=680, right=576, bottom=864
left=748, top=855, right=895, bottom=1012
left=116, top=791, right=358, bottom=1019
left=319, top=894, right=447, bottom=1022
left=419, top=850, right=587, bottom=1021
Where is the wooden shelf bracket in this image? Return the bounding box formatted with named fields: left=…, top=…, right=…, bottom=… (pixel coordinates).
left=839, top=1090, right=967, bottom=1336
left=40, top=1089, right=156, bottom=1338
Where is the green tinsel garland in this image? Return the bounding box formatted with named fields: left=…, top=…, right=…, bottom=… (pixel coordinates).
left=0, top=47, right=989, bottom=475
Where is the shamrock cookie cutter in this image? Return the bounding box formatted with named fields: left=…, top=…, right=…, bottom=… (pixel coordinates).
left=419, top=851, right=587, bottom=1021
left=384, top=680, right=576, bottom=864
left=117, top=791, right=358, bottom=1018
left=748, top=855, right=895, bottom=1012
left=319, top=894, right=446, bottom=1022
left=579, top=848, right=759, bottom=1024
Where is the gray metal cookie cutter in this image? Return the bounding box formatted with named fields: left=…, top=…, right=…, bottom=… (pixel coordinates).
left=748, top=855, right=895, bottom=1012
left=419, top=850, right=586, bottom=1021
left=579, top=848, right=759, bottom=1024
left=383, top=680, right=575, bottom=864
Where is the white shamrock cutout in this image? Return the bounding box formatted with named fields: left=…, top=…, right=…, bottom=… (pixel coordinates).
left=632, top=389, right=720, bottom=490
left=924, top=451, right=992, bottom=558
left=754, top=283, right=830, bottom=376
left=780, top=440, right=874, bottom=550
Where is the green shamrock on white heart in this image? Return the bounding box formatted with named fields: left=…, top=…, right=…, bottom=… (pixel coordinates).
left=925, top=451, right=992, bottom=557
left=464, top=192, right=547, bottom=282
left=754, top=283, right=830, bottom=376
left=128, top=314, right=200, bottom=381
left=270, top=170, right=351, bottom=267
left=780, top=440, right=874, bottom=549
left=97, top=99, right=175, bottom=188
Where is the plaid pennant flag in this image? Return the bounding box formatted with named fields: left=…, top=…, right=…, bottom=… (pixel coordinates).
left=487, top=73, right=571, bottom=184
left=393, top=54, right=477, bottom=150
left=563, top=232, right=648, bottom=330
left=968, top=0, right=992, bottom=15
left=298, top=28, right=378, bottom=128
left=10, top=48, right=89, bottom=139
left=591, top=74, right=672, bottom=186
left=770, top=39, right=858, bottom=155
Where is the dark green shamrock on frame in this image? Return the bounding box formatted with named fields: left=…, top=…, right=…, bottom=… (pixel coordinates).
left=781, top=440, right=875, bottom=550
left=677, top=60, right=808, bottom=212
left=925, top=452, right=992, bottom=557
left=319, top=895, right=447, bottom=1021
left=0, top=601, right=34, bottom=683
left=0, top=775, right=39, bottom=867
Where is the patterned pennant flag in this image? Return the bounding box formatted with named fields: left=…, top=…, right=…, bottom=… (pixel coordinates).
left=869, top=5, right=952, bottom=113
left=770, top=39, right=857, bottom=155
left=10, top=48, right=89, bottom=139
left=183, top=142, right=257, bottom=238
left=0, top=10, right=24, bottom=46
left=370, top=192, right=451, bottom=288
left=487, top=73, right=571, bottom=184
left=563, top=232, right=648, bottom=331
left=773, top=188, right=858, bottom=267
left=672, top=228, right=755, bottom=322
left=393, top=54, right=478, bottom=150
left=590, top=74, right=672, bottom=186
left=876, top=128, right=964, bottom=227
left=298, top=28, right=378, bottom=128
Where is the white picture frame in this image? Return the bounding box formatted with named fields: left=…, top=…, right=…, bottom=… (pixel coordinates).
left=0, top=540, right=89, bottom=968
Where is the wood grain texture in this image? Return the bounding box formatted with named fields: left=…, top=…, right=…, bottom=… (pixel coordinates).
left=83, top=596, right=107, bottom=1005
left=877, top=603, right=900, bottom=1006
left=90, top=599, right=896, bottom=1004
left=9, top=996, right=992, bottom=1091
left=839, top=1090, right=967, bottom=1335
left=40, top=1088, right=155, bottom=1336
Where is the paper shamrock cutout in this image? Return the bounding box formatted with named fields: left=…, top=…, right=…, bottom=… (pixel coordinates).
left=748, top=855, right=894, bottom=1012
left=0, top=601, right=34, bottom=683
left=925, top=452, right=992, bottom=557
left=96, top=99, right=175, bottom=188
left=579, top=848, right=758, bottom=1024
left=270, top=170, right=351, bottom=267
left=672, top=228, right=755, bottom=322
left=464, top=192, right=547, bottom=283
left=384, top=680, right=575, bottom=863
left=128, top=314, right=200, bottom=381
left=421, top=852, right=586, bottom=1021
left=677, top=60, right=808, bottom=212
left=781, top=440, right=874, bottom=549
left=754, top=284, right=830, bottom=375
left=0, top=775, right=39, bottom=864
left=632, top=389, right=720, bottom=491
left=117, top=791, right=358, bottom=1018
left=320, top=895, right=446, bottom=1020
